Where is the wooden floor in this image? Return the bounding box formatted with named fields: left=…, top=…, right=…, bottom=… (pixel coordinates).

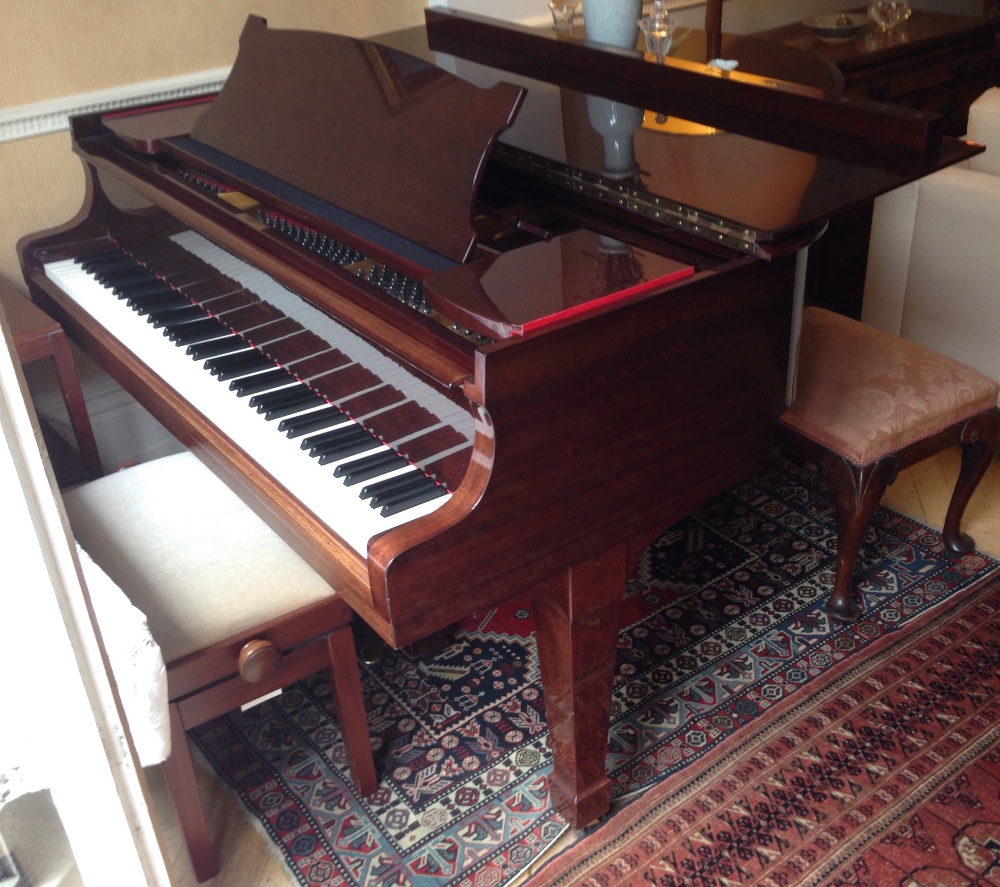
left=4, top=447, right=1000, bottom=886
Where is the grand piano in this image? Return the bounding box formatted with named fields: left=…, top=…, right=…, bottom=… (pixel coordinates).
left=18, top=10, right=982, bottom=828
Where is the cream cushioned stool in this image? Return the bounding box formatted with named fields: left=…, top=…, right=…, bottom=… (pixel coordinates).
left=62, top=450, right=377, bottom=882
left=778, top=307, right=1000, bottom=623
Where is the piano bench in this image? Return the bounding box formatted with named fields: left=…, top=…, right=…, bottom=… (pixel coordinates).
left=61, top=450, right=376, bottom=883
left=777, top=307, right=1000, bottom=624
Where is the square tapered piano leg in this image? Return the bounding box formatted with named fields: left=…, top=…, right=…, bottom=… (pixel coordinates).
left=533, top=543, right=628, bottom=828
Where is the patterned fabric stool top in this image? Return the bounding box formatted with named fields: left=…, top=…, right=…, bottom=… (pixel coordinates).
left=781, top=307, right=1000, bottom=466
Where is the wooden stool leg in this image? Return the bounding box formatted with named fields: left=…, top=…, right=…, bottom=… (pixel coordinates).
left=161, top=703, right=219, bottom=882
left=49, top=329, right=103, bottom=479
left=824, top=454, right=898, bottom=624
left=326, top=625, right=378, bottom=797
left=943, top=408, right=1000, bottom=552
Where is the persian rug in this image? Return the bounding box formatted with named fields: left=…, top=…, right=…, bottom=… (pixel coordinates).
left=190, top=451, right=1000, bottom=886
left=530, top=564, right=1000, bottom=886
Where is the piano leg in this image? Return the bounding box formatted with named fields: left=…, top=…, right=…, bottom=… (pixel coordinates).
left=533, top=543, right=628, bottom=828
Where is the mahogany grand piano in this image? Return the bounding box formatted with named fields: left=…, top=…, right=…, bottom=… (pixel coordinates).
left=18, top=10, right=982, bottom=828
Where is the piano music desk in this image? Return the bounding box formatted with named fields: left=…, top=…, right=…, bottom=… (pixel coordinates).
left=0, top=276, right=103, bottom=480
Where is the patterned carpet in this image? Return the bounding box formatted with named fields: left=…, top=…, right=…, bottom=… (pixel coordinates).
left=531, top=563, right=1000, bottom=885
left=191, top=451, right=1000, bottom=886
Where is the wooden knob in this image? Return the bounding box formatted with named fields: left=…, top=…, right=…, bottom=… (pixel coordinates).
left=238, top=639, right=281, bottom=683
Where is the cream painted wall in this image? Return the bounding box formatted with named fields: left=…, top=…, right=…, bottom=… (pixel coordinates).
left=0, top=0, right=426, bottom=292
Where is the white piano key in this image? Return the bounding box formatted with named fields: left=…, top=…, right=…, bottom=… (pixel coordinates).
left=45, top=257, right=454, bottom=557
left=169, top=230, right=474, bottom=440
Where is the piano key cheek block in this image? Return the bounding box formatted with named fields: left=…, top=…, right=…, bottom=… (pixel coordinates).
left=19, top=11, right=979, bottom=828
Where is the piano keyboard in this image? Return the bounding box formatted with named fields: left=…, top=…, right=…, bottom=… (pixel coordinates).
left=44, top=232, right=477, bottom=557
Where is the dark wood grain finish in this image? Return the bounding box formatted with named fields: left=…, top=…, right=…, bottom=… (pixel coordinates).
left=755, top=9, right=1000, bottom=136
left=191, top=16, right=524, bottom=264
left=423, top=7, right=945, bottom=175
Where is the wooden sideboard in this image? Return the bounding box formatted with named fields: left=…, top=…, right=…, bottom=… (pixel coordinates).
left=755, top=9, right=999, bottom=319
left=756, top=9, right=999, bottom=136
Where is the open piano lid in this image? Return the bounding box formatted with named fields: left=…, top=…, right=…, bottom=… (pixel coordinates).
left=414, top=8, right=981, bottom=256
left=97, top=11, right=983, bottom=338
left=103, top=15, right=525, bottom=267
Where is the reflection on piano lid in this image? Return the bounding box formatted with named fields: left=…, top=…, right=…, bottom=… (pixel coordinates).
left=424, top=7, right=948, bottom=173
left=423, top=229, right=695, bottom=338
left=374, top=11, right=975, bottom=257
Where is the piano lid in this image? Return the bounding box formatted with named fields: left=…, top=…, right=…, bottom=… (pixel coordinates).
left=99, top=13, right=981, bottom=266
left=136, top=16, right=525, bottom=266
left=370, top=11, right=981, bottom=256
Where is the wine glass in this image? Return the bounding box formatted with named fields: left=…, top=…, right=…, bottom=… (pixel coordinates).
left=549, top=1, right=576, bottom=33
left=638, top=0, right=677, bottom=65
left=868, top=1, right=911, bottom=32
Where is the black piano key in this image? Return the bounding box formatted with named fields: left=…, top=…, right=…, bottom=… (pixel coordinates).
left=316, top=436, right=381, bottom=465
left=110, top=272, right=158, bottom=293
left=335, top=449, right=407, bottom=485
left=366, top=472, right=433, bottom=507
left=184, top=333, right=250, bottom=360
left=150, top=305, right=207, bottom=329
left=187, top=337, right=251, bottom=360
left=78, top=250, right=130, bottom=271
left=278, top=405, right=349, bottom=437
left=123, top=294, right=177, bottom=312
left=231, top=368, right=297, bottom=397
left=217, top=360, right=283, bottom=384
left=132, top=295, right=191, bottom=316
left=207, top=351, right=276, bottom=379
left=306, top=427, right=379, bottom=462
left=92, top=264, right=147, bottom=282
left=250, top=383, right=315, bottom=412
left=117, top=280, right=175, bottom=300
left=122, top=284, right=178, bottom=301
left=359, top=470, right=424, bottom=501
left=378, top=482, right=448, bottom=517
left=205, top=349, right=271, bottom=373
left=158, top=318, right=210, bottom=339
left=168, top=318, right=229, bottom=345
left=301, top=424, right=371, bottom=452
left=262, top=389, right=326, bottom=421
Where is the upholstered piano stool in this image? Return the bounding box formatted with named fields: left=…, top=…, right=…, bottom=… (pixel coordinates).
left=777, top=307, right=1000, bottom=623
left=62, top=451, right=377, bottom=882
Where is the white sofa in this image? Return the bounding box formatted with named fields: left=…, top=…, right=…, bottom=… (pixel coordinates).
left=861, top=88, right=1000, bottom=383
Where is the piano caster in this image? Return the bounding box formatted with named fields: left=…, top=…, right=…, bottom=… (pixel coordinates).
left=357, top=632, right=386, bottom=667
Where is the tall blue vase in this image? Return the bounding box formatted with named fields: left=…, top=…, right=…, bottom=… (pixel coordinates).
left=583, top=0, right=643, bottom=49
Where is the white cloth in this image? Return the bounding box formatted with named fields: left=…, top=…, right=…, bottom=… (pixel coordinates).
left=0, top=545, right=169, bottom=810
left=76, top=544, right=171, bottom=767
